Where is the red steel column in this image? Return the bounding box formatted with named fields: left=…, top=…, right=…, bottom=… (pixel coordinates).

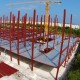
left=31, top=9, right=36, bottom=71
left=68, top=14, right=72, bottom=59
left=0, top=20, right=1, bottom=55
left=48, top=15, right=50, bottom=38
left=23, top=14, right=27, bottom=46
left=50, top=18, right=52, bottom=38
left=40, top=15, right=43, bottom=39
left=53, top=16, right=56, bottom=48
left=51, top=18, right=52, bottom=27
left=29, top=17, right=30, bottom=24
left=28, top=17, right=31, bottom=40
left=44, top=15, right=45, bottom=25
left=0, top=21, right=1, bottom=54
left=55, top=15, right=57, bottom=38
left=31, top=17, right=33, bottom=26
left=55, top=9, right=66, bottom=80
left=17, top=11, right=20, bottom=65
left=56, top=16, right=58, bottom=36
left=64, top=14, right=72, bottom=66
left=36, top=15, right=38, bottom=38
left=44, top=15, right=45, bottom=37
left=10, top=12, right=12, bottom=61
left=3, top=15, right=5, bottom=39
left=0, top=17, right=2, bottom=38
left=13, top=15, right=15, bottom=39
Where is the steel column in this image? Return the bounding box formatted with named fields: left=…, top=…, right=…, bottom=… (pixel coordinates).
left=40, top=15, right=43, bottom=39
left=53, top=16, right=56, bottom=48
left=31, top=9, right=36, bottom=71
left=64, top=14, right=72, bottom=66
left=36, top=15, right=38, bottom=38
left=23, top=14, right=27, bottom=47
left=10, top=12, right=12, bottom=61
left=55, top=9, right=66, bottom=80
left=17, top=11, right=20, bottom=65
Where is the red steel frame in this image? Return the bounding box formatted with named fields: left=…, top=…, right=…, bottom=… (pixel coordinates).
left=0, top=9, right=79, bottom=80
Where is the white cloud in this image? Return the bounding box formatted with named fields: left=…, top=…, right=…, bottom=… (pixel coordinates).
left=17, top=5, right=36, bottom=10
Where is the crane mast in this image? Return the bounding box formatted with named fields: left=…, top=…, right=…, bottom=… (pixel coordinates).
left=45, top=1, right=50, bottom=35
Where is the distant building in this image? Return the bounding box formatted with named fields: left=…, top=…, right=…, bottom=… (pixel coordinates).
left=58, top=23, right=80, bottom=29
left=38, top=22, right=80, bottom=29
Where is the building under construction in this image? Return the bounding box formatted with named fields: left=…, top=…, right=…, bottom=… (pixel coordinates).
left=0, top=8, right=79, bottom=80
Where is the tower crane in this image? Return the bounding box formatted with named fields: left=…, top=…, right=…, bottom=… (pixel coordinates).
left=7, top=0, right=61, bottom=35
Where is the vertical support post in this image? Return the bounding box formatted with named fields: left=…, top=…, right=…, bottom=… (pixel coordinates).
left=3, top=15, right=5, bottom=27
left=3, top=15, right=5, bottom=39
left=53, top=16, right=56, bottom=48
left=44, top=15, right=45, bottom=25
left=31, top=9, right=36, bottom=71
left=7, top=16, right=8, bottom=24
left=48, top=15, right=50, bottom=38
left=0, top=18, right=1, bottom=54
left=44, top=15, right=45, bottom=38
left=64, top=14, right=72, bottom=66
left=1, top=17, right=2, bottom=26
left=68, top=14, right=72, bottom=59
left=40, top=15, right=43, bottom=40
left=55, top=9, right=66, bottom=80
left=36, top=15, right=38, bottom=38
left=22, top=16, right=24, bottom=39
left=31, top=17, right=33, bottom=26
left=13, top=15, right=15, bottom=39
left=29, top=17, right=30, bottom=24
left=50, top=18, right=52, bottom=38
left=17, top=11, right=20, bottom=65
left=51, top=18, right=52, bottom=27
left=0, top=17, right=1, bottom=26
left=23, top=14, right=27, bottom=46
left=28, top=17, right=30, bottom=40
left=56, top=16, right=58, bottom=36
left=10, top=12, right=12, bottom=61
left=55, top=15, right=57, bottom=38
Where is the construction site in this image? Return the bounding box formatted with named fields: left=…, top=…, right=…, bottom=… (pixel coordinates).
left=0, top=0, right=80, bottom=80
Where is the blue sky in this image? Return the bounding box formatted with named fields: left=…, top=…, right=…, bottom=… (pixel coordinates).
left=0, top=0, right=80, bottom=24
